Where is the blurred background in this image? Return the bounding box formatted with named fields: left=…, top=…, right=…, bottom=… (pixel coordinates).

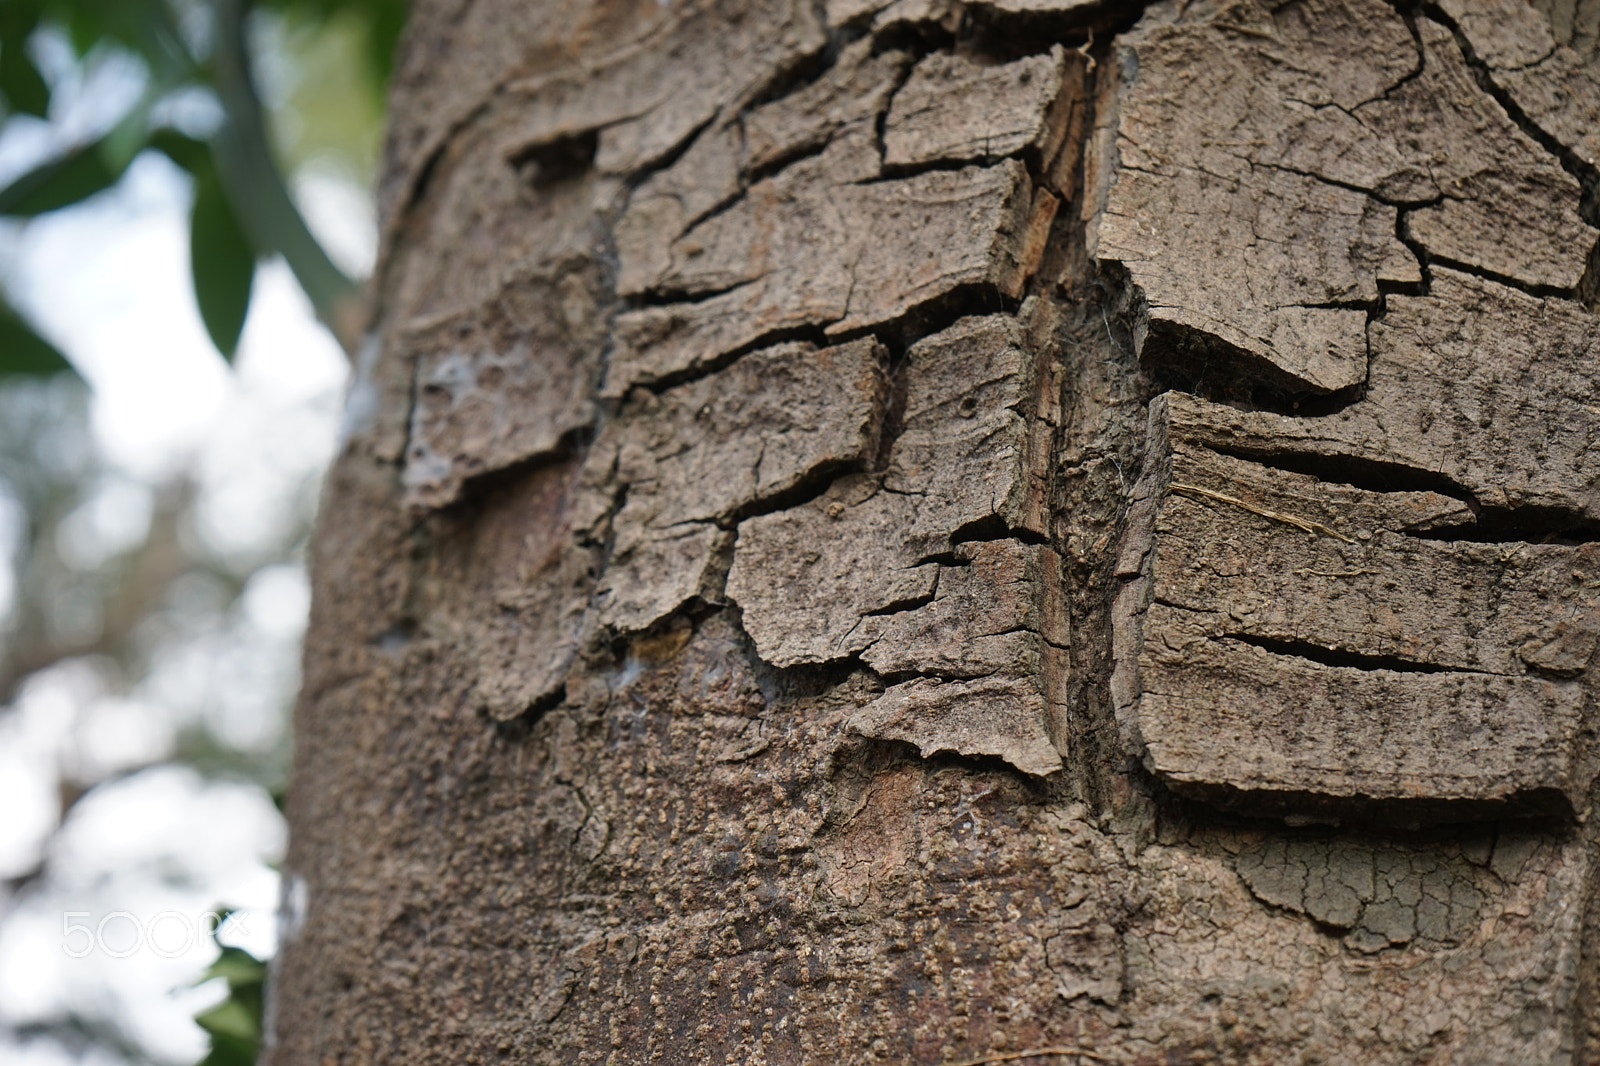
left=0, top=1, right=406, bottom=1062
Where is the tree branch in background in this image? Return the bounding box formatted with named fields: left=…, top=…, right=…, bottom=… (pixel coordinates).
left=0, top=481, right=199, bottom=706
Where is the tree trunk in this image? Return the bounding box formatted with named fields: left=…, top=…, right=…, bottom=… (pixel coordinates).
left=267, top=0, right=1600, bottom=1060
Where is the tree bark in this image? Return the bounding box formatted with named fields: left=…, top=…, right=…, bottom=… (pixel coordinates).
left=268, top=0, right=1600, bottom=1061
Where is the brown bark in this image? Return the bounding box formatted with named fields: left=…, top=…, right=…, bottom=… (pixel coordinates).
left=270, top=0, right=1600, bottom=1061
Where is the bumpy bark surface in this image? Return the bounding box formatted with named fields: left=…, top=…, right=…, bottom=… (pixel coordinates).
left=271, top=0, right=1600, bottom=1061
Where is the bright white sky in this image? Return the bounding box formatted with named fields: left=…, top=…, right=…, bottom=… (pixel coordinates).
left=0, top=77, right=372, bottom=1063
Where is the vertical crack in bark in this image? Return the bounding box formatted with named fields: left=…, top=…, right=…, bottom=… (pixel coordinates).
left=1420, top=1, right=1600, bottom=217
left=1417, top=1, right=1600, bottom=307
left=1052, top=265, right=1149, bottom=816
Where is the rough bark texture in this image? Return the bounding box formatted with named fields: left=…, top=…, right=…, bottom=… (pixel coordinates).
left=272, top=0, right=1600, bottom=1061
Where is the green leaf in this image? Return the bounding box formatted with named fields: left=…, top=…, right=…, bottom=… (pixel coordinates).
left=0, top=0, right=42, bottom=41
left=196, top=1032, right=260, bottom=1066
left=194, top=996, right=260, bottom=1041
left=148, top=128, right=210, bottom=176
left=190, top=169, right=256, bottom=360
left=62, top=0, right=189, bottom=78
left=0, top=140, right=123, bottom=216
left=0, top=0, right=47, bottom=118
left=102, top=91, right=158, bottom=173
left=0, top=302, right=74, bottom=379
left=201, top=945, right=268, bottom=986
left=63, top=5, right=102, bottom=60
left=0, top=46, right=50, bottom=118
left=195, top=926, right=265, bottom=1066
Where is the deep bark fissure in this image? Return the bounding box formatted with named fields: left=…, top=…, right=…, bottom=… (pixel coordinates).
left=721, top=457, right=880, bottom=525
left=1052, top=263, right=1150, bottom=816
left=1154, top=776, right=1578, bottom=826
left=949, top=514, right=1051, bottom=547
left=1200, top=440, right=1475, bottom=502
left=508, top=129, right=601, bottom=183
left=1387, top=204, right=1437, bottom=297
left=492, top=683, right=569, bottom=737
left=869, top=349, right=910, bottom=473
left=1218, top=633, right=1501, bottom=677
left=1369, top=5, right=1430, bottom=105
left=875, top=664, right=1008, bottom=686
left=962, top=1, right=1140, bottom=52
left=858, top=588, right=941, bottom=617
left=1179, top=441, right=1600, bottom=544
left=1421, top=2, right=1600, bottom=224
left=625, top=321, right=835, bottom=396
left=619, top=276, right=1023, bottom=407
left=1252, top=160, right=1443, bottom=213
left=1413, top=506, right=1600, bottom=545
left=831, top=280, right=1027, bottom=348
left=871, top=42, right=923, bottom=165
left=619, top=274, right=752, bottom=309
left=735, top=25, right=861, bottom=116
left=438, top=424, right=596, bottom=511
left=831, top=734, right=1052, bottom=793
left=1415, top=249, right=1589, bottom=301
left=1137, top=320, right=1371, bottom=416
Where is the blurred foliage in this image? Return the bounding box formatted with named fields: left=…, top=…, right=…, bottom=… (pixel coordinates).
left=0, top=298, right=70, bottom=373
left=0, top=2, right=403, bottom=1063
left=194, top=920, right=268, bottom=1066
left=0, top=0, right=406, bottom=367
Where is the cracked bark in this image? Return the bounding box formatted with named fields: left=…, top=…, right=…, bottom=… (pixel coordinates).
left=271, top=0, right=1600, bottom=1061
